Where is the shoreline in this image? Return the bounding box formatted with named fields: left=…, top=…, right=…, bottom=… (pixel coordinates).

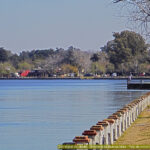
left=60, top=92, right=150, bottom=147
left=0, top=77, right=150, bottom=80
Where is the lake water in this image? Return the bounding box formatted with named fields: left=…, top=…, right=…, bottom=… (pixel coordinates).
left=0, top=79, right=147, bottom=150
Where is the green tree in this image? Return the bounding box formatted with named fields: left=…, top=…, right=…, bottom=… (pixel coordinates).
left=62, top=46, right=78, bottom=66
left=0, top=63, right=16, bottom=77
left=106, top=63, right=115, bottom=74
left=9, top=54, right=21, bottom=68
left=102, top=30, right=148, bottom=73
left=18, top=62, right=33, bottom=71
left=91, top=62, right=106, bottom=75
left=0, top=48, right=8, bottom=62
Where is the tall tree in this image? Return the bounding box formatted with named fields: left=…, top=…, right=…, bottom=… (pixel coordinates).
left=62, top=46, right=78, bottom=66
left=102, top=30, right=148, bottom=73
left=0, top=48, right=8, bottom=62
left=9, top=54, right=21, bottom=68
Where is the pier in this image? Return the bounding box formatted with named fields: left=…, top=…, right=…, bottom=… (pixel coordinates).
left=59, top=92, right=150, bottom=149
left=127, top=79, right=150, bottom=89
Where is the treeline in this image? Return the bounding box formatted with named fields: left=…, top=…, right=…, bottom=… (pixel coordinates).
left=0, top=30, right=150, bottom=77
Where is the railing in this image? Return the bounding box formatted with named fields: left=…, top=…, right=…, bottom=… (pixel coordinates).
left=59, top=92, right=150, bottom=149
left=127, top=79, right=150, bottom=84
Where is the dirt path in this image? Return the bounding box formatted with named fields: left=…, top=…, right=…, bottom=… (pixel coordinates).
left=114, top=106, right=150, bottom=145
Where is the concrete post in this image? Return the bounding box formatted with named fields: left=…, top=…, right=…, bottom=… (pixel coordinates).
left=120, top=108, right=128, bottom=130
left=138, top=99, right=141, bottom=114
left=135, top=100, right=140, bottom=117
left=132, top=104, right=136, bottom=121
left=63, top=92, right=150, bottom=150
left=127, top=104, right=134, bottom=124
left=96, top=121, right=109, bottom=145
left=141, top=98, right=144, bottom=111
left=82, top=130, right=97, bottom=145
left=90, top=125, right=104, bottom=145
left=136, top=101, right=140, bottom=118
left=108, top=115, right=119, bottom=141
left=139, top=99, right=143, bottom=114
left=123, top=106, right=131, bottom=127
left=117, top=110, right=127, bottom=132
left=112, top=112, right=122, bottom=137
left=73, top=136, right=89, bottom=150
left=103, top=119, right=115, bottom=144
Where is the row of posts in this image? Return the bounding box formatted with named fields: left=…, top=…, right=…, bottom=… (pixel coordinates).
left=62, top=92, right=150, bottom=149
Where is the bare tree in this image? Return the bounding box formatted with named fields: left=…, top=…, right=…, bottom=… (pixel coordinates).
left=113, top=0, right=150, bottom=36
left=44, top=52, right=64, bottom=70
left=73, top=49, right=92, bottom=73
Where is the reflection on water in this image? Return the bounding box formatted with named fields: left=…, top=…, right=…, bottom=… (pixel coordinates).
left=0, top=80, right=147, bottom=150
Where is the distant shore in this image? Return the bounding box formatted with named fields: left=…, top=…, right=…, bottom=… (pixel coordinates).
left=0, top=77, right=150, bottom=80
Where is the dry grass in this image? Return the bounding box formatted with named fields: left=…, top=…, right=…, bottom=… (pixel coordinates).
left=114, top=107, right=150, bottom=145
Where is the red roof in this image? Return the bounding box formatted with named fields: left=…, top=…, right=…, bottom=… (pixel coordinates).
left=21, top=70, right=30, bottom=77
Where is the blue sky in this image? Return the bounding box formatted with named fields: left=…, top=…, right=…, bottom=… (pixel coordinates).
left=0, top=0, right=128, bottom=52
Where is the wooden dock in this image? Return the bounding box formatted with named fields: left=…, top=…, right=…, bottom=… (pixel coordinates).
left=127, top=79, right=150, bottom=89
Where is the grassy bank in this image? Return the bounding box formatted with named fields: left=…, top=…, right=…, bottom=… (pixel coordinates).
left=114, top=106, right=150, bottom=145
